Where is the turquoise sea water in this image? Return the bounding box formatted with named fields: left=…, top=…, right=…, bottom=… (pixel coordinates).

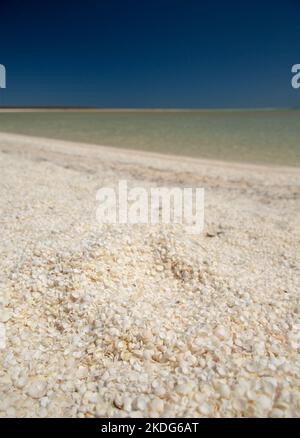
left=0, top=110, right=299, bottom=166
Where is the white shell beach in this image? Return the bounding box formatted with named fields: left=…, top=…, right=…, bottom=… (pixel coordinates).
left=0, top=132, right=299, bottom=417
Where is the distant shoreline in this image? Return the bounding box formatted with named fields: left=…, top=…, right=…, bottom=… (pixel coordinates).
left=0, top=107, right=298, bottom=113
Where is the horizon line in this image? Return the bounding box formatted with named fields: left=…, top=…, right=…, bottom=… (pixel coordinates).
left=0, top=106, right=299, bottom=111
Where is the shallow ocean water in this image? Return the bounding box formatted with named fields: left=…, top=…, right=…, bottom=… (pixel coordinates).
left=0, top=110, right=299, bottom=166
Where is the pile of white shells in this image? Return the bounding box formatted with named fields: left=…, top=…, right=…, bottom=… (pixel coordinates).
left=0, top=135, right=299, bottom=418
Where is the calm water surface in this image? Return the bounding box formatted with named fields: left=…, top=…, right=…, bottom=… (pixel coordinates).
left=0, top=110, right=299, bottom=166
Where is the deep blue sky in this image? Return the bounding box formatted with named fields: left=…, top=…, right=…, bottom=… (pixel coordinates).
left=0, top=0, right=300, bottom=108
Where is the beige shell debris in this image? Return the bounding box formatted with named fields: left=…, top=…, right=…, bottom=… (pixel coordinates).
left=0, top=133, right=300, bottom=418
left=26, top=379, right=47, bottom=399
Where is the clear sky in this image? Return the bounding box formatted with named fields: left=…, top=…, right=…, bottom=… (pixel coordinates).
left=0, top=0, right=300, bottom=108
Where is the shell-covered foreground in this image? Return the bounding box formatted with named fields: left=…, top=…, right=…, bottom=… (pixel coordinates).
left=0, top=133, right=299, bottom=418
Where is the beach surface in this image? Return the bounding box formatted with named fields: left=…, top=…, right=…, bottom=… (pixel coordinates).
left=0, top=132, right=299, bottom=417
